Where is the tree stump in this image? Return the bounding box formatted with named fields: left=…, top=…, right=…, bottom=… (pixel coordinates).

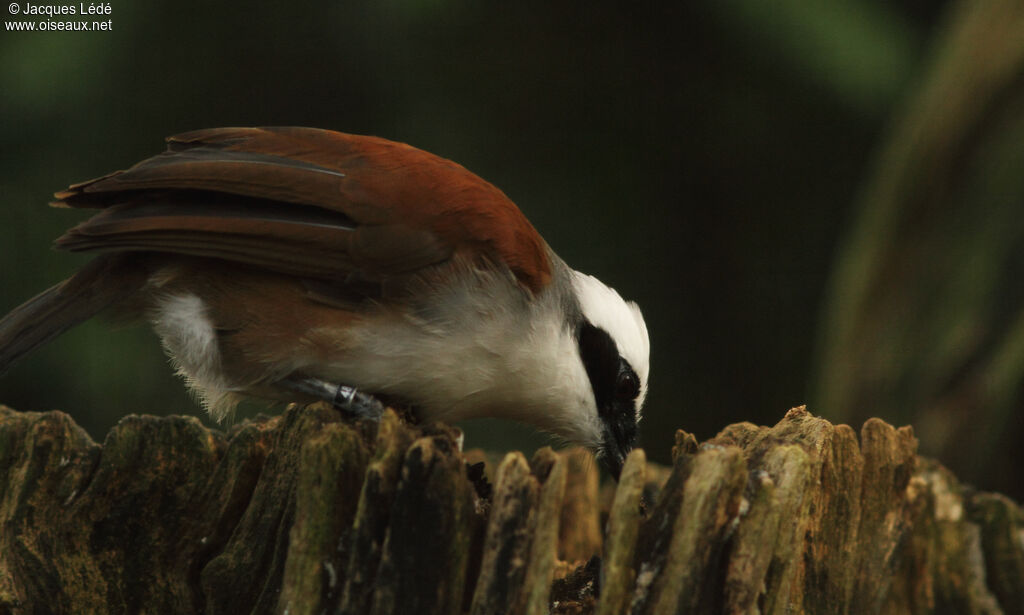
left=0, top=404, right=1021, bottom=614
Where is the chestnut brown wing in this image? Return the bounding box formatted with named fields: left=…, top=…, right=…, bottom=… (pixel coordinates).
left=55, top=127, right=551, bottom=291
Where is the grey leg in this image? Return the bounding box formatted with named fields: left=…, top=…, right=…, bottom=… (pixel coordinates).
left=281, top=377, right=385, bottom=420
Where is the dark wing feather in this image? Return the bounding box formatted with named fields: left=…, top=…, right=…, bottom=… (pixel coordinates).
left=52, top=127, right=551, bottom=291
left=57, top=191, right=448, bottom=280
left=55, top=147, right=360, bottom=216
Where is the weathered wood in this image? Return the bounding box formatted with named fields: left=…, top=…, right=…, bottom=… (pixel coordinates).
left=469, top=449, right=567, bottom=615
left=369, top=425, right=477, bottom=615
left=557, top=448, right=601, bottom=564
left=597, top=449, right=645, bottom=615
left=337, top=409, right=417, bottom=615
left=278, top=422, right=369, bottom=614
left=1, top=404, right=1023, bottom=614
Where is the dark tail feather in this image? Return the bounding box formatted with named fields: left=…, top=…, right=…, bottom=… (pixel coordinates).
left=0, top=254, right=147, bottom=374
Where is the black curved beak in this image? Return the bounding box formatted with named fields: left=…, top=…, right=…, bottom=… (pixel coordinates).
left=601, top=447, right=628, bottom=481
left=600, top=400, right=638, bottom=481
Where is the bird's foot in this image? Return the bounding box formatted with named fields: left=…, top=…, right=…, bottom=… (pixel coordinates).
left=281, top=377, right=385, bottom=420
left=330, top=383, right=385, bottom=420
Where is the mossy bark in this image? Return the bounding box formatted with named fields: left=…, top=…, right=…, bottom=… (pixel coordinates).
left=1, top=404, right=1022, bottom=614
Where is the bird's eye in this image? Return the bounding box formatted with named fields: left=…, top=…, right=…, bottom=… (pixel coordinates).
left=616, top=366, right=640, bottom=401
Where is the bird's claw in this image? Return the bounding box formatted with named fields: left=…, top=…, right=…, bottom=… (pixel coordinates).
left=331, top=384, right=385, bottom=420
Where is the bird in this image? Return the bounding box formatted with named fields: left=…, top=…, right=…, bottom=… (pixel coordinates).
left=0, top=127, right=649, bottom=478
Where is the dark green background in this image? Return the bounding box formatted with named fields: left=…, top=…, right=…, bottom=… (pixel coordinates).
left=5, top=1, right=1023, bottom=497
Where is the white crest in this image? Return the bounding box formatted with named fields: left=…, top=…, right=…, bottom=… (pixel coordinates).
left=571, top=271, right=650, bottom=417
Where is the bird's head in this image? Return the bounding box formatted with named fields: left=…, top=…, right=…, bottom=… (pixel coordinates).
left=569, top=271, right=650, bottom=479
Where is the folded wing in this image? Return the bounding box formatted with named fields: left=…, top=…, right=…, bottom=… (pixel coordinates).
left=55, top=127, right=551, bottom=291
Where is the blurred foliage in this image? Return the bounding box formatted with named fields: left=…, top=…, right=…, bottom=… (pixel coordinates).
left=6, top=0, right=1023, bottom=498
left=708, top=0, right=920, bottom=112
left=814, top=0, right=1024, bottom=498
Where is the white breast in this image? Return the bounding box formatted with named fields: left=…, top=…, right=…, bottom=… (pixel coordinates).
left=308, top=265, right=606, bottom=448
